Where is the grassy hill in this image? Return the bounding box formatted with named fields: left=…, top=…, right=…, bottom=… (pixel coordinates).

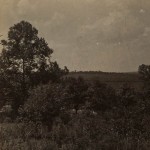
left=66, top=71, right=143, bottom=90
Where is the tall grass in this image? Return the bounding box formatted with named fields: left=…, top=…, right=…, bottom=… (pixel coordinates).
left=0, top=115, right=150, bottom=150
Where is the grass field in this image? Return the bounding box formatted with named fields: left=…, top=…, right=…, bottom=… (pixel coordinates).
left=66, top=71, right=144, bottom=90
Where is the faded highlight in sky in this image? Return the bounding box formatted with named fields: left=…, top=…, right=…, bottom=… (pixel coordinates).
left=0, top=0, right=150, bottom=72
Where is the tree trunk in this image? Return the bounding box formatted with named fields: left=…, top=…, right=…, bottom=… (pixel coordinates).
left=22, top=58, right=26, bottom=102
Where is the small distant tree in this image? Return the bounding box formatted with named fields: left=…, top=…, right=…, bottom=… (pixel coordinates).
left=138, top=64, right=150, bottom=114
left=62, top=77, right=89, bottom=114
left=138, top=64, right=150, bottom=82
left=138, top=64, right=150, bottom=96
left=117, top=84, right=137, bottom=109
left=87, top=81, right=116, bottom=112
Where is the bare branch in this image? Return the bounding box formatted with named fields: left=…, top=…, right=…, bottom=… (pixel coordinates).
left=0, top=35, right=3, bottom=45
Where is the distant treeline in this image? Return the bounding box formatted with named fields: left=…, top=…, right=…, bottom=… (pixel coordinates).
left=70, top=71, right=138, bottom=74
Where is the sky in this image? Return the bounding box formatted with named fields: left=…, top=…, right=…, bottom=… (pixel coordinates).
left=0, top=0, right=150, bottom=72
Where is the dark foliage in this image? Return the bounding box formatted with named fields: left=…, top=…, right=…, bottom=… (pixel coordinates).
left=0, top=21, right=68, bottom=116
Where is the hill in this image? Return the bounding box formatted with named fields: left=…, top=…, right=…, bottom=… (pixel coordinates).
left=66, top=71, right=143, bottom=90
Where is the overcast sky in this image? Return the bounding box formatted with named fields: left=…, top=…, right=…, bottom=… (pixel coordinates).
left=0, top=0, right=150, bottom=72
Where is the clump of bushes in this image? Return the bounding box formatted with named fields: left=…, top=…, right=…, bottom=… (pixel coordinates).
left=6, top=77, right=148, bottom=150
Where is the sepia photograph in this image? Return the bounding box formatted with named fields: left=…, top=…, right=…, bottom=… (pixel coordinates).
left=0, top=0, right=150, bottom=149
